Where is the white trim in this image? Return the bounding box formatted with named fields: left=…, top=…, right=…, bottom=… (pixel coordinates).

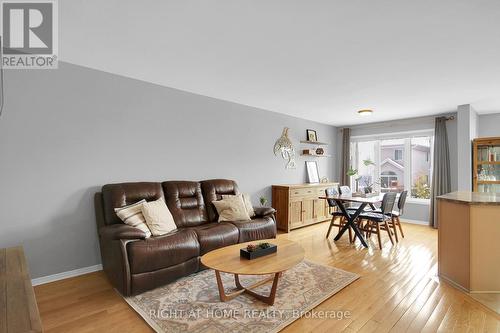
left=31, top=264, right=103, bottom=286
left=406, top=198, right=430, bottom=205
left=469, top=291, right=500, bottom=294
left=400, top=218, right=429, bottom=225
left=440, top=275, right=469, bottom=293
left=351, top=129, right=434, bottom=142
left=381, top=158, right=404, bottom=170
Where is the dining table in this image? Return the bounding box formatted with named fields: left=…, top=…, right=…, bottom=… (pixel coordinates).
left=318, top=193, right=384, bottom=248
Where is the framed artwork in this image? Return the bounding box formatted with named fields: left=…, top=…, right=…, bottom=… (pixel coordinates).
left=306, top=161, right=320, bottom=183
left=306, top=129, right=318, bottom=142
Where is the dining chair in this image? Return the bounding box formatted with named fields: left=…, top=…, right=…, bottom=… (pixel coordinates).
left=338, top=186, right=356, bottom=210
left=372, top=190, right=407, bottom=242
left=325, top=187, right=353, bottom=242
left=339, top=186, right=352, bottom=196
left=358, top=192, right=397, bottom=249
left=391, top=190, right=407, bottom=240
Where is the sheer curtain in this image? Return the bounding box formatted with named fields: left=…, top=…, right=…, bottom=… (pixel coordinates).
left=340, top=128, right=351, bottom=186
left=429, top=117, right=451, bottom=228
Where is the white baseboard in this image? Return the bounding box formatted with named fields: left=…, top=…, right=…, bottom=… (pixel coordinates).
left=400, top=218, right=429, bottom=225
left=31, top=264, right=103, bottom=286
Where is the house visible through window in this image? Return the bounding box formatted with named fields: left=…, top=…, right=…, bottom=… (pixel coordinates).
left=350, top=132, right=433, bottom=200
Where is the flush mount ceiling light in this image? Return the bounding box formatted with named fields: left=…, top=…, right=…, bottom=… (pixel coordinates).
left=357, top=109, right=373, bottom=116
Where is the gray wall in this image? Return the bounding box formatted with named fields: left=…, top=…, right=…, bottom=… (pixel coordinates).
left=456, top=104, right=478, bottom=191
left=345, top=114, right=458, bottom=223
left=0, top=62, right=337, bottom=278
left=478, top=113, right=500, bottom=137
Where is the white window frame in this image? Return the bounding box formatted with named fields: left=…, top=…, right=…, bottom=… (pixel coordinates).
left=350, top=129, right=434, bottom=204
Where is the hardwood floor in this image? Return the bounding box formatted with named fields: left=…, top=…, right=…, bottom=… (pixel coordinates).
left=34, top=222, right=500, bottom=332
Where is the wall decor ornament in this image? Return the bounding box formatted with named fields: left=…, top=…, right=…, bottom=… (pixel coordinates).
left=306, top=161, right=320, bottom=183
left=306, top=129, right=318, bottom=142
left=274, top=127, right=296, bottom=169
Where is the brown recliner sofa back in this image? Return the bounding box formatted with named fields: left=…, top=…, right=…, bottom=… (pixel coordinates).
left=162, top=181, right=208, bottom=227
left=200, top=179, right=240, bottom=222
left=95, top=179, right=276, bottom=296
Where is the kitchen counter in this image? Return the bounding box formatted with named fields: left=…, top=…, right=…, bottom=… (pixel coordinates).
left=437, top=191, right=500, bottom=293
left=438, top=191, right=500, bottom=205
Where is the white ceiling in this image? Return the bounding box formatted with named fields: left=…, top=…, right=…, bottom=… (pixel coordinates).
left=60, top=0, right=500, bottom=126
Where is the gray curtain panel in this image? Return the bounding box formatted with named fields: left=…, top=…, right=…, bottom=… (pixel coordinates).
left=341, top=128, right=351, bottom=186
left=429, top=117, right=451, bottom=228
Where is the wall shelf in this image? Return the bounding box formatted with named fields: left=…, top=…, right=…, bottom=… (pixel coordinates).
left=477, top=180, right=500, bottom=184
left=477, top=161, right=500, bottom=165
left=301, top=153, right=331, bottom=157
left=300, top=140, right=329, bottom=146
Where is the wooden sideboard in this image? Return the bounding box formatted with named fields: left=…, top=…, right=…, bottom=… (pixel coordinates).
left=272, top=182, right=339, bottom=232
left=0, top=246, right=42, bottom=333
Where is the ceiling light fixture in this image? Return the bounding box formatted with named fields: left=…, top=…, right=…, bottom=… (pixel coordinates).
left=357, top=109, right=373, bottom=116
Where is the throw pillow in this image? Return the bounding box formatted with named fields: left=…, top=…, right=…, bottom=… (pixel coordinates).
left=141, top=198, right=177, bottom=236
left=222, top=193, right=256, bottom=218
left=114, top=199, right=152, bottom=238
left=212, top=196, right=251, bottom=222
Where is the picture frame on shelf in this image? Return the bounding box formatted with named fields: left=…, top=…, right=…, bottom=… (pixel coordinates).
left=306, top=161, right=320, bottom=183
left=306, top=129, right=317, bottom=142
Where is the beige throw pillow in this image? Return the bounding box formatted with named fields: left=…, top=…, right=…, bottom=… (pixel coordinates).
left=212, top=196, right=251, bottom=222
left=114, top=199, right=152, bottom=238
left=141, top=198, right=177, bottom=236
left=222, top=193, right=255, bottom=218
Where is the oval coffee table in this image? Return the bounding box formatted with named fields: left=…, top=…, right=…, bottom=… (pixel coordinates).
left=201, top=238, right=304, bottom=305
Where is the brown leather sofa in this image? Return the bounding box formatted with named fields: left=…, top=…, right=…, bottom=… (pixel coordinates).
left=94, top=179, right=276, bottom=295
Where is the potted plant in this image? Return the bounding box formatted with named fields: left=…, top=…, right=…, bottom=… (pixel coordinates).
left=259, top=196, right=268, bottom=207
left=363, top=177, right=381, bottom=193
left=347, top=159, right=376, bottom=193
left=346, top=167, right=361, bottom=192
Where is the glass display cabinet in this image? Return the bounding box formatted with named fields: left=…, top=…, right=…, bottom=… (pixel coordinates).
left=473, top=137, right=500, bottom=193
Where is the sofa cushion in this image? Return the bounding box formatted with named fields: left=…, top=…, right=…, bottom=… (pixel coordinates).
left=212, top=197, right=251, bottom=222
left=201, top=179, right=240, bottom=222
left=162, top=181, right=208, bottom=228
left=102, top=182, right=163, bottom=225
left=188, top=222, right=239, bottom=255
left=141, top=198, right=177, bottom=236
left=126, top=229, right=199, bottom=274
left=114, top=199, right=152, bottom=238
left=228, top=217, right=277, bottom=243
left=222, top=193, right=255, bottom=218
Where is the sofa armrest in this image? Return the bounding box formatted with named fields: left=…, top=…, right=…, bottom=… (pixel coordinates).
left=99, top=224, right=147, bottom=240
left=253, top=207, right=276, bottom=217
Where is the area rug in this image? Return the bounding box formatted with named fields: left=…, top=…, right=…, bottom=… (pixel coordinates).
left=124, top=260, right=359, bottom=333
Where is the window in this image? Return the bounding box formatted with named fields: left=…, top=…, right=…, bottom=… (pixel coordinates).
left=350, top=140, right=376, bottom=193
left=411, top=136, right=432, bottom=199
left=350, top=131, right=433, bottom=201
left=381, top=171, right=398, bottom=189
left=381, top=138, right=405, bottom=193
left=394, top=149, right=403, bottom=161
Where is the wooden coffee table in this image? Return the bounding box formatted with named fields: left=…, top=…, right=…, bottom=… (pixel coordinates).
left=201, top=238, right=304, bottom=305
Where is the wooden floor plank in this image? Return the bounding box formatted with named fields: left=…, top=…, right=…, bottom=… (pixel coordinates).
left=33, top=222, right=500, bottom=333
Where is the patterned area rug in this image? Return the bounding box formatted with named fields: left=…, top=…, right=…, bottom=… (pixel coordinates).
left=124, top=260, right=359, bottom=333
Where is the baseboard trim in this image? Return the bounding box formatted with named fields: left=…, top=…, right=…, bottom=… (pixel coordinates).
left=31, top=264, right=103, bottom=286
left=400, top=218, right=429, bottom=225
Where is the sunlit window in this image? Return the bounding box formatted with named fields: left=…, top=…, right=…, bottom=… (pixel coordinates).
left=350, top=132, right=433, bottom=200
